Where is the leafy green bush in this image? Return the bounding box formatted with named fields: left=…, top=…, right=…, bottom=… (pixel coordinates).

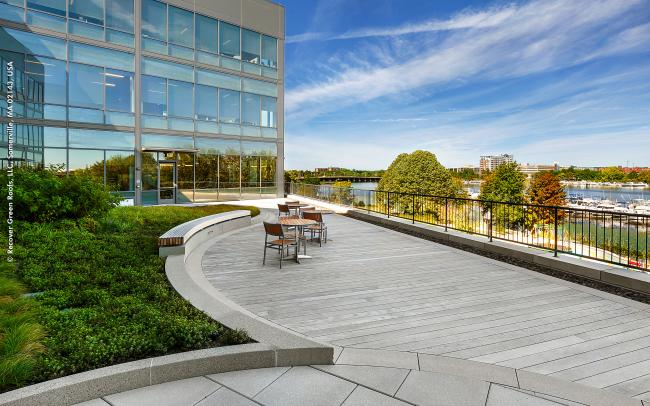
left=0, top=167, right=120, bottom=223
left=10, top=204, right=257, bottom=385
left=0, top=263, right=45, bottom=392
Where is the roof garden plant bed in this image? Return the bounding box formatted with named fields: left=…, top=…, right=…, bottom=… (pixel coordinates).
left=0, top=167, right=259, bottom=392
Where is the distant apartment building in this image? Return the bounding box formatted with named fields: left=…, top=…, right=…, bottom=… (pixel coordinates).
left=479, top=154, right=514, bottom=173
left=519, top=163, right=559, bottom=177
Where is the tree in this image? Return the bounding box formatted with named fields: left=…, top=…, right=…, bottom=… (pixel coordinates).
left=600, top=167, right=625, bottom=182
left=331, top=180, right=353, bottom=205
left=526, top=172, right=567, bottom=232
left=479, top=162, right=526, bottom=228
left=378, top=151, right=460, bottom=216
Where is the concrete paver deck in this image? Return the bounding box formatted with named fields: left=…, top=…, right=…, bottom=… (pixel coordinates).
left=202, top=214, right=650, bottom=402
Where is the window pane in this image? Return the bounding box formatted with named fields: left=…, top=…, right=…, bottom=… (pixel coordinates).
left=261, top=156, right=276, bottom=186
left=242, top=78, right=277, bottom=97
left=168, top=5, right=193, bottom=47
left=106, top=0, right=134, bottom=33
left=105, top=69, right=134, bottom=112
left=242, top=141, right=276, bottom=156
left=219, top=155, right=240, bottom=189
left=242, top=93, right=260, bottom=126
left=242, top=29, right=260, bottom=64
left=261, top=96, right=276, bottom=128
left=142, top=0, right=166, bottom=41
left=68, top=63, right=103, bottom=109
left=219, top=89, right=240, bottom=124
left=69, top=0, right=103, bottom=25
left=0, top=28, right=66, bottom=59
left=69, top=128, right=134, bottom=149
left=219, top=22, right=240, bottom=59
left=25, top=55, right=66, bottom=105
left=142, top=57, right=193, bottom=81
left=241, top=156, right=259, bottom=187
left=106, top=151, right=135, bottom=191
left=69, top=149, right=104, bottom=183
left=69, top=42, right=135, bottom=72
left=168, top=80, right=193, bottom=118
left=141, top=75, right=166, bottom=116
left=141, top=133, right=194, bottom=149
left=261, top=35, right=277, bottom=68
left=27, top=0, right=65, bottom=16
left=195, top=84, right=217, bottom=121
left=195, top=14, right=217, bottom=54
left=43, top=148, right=67, bottom=170
left=196, top=137, right=240, bottom=155
left=195, top=68, right=240, bottom=91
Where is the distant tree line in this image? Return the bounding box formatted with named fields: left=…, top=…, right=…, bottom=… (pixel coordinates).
left=552, top=167, right=650, bottom=183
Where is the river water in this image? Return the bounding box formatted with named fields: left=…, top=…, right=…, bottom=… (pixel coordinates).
left=347, top=182, right=650, bottom=204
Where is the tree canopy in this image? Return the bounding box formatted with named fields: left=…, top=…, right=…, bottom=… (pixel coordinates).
left=378, top=150, right=460, bottom=197
left=479, top=162, right=526, bottom=204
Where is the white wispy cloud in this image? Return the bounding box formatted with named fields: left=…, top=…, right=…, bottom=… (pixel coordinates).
left=285, top=0, right=649, bottom=121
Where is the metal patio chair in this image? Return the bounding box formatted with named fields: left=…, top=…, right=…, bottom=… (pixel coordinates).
left=263, top=222, right=298, bottom=269
left=302, top=211, right=328, bottom=246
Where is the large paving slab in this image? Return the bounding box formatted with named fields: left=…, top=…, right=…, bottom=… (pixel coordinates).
left=202, top=213, right=650, bottom=399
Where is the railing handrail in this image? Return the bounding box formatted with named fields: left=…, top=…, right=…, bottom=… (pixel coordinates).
left=288, top=182, right=650, bottom=219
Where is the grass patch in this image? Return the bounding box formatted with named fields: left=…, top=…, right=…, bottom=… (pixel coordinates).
left=5, top=204, right=259, bottom=390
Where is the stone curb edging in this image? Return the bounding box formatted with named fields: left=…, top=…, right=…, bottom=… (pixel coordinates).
left=0, top=343, right=284, bottom=406
left=346, top=209, right=650, bottom=296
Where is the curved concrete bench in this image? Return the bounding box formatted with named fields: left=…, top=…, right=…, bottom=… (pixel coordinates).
left=158, top=210, right=252, bottom=260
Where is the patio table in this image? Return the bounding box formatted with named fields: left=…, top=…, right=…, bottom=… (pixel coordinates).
left=279, top=217, right=317, bottom=262
left=286, top=202, right=311, bottom=216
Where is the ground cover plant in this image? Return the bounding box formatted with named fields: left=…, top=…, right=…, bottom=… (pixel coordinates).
left=0, top=167, right=258, bottom=392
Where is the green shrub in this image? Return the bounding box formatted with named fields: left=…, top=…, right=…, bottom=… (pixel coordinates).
left=0, top=263, right=45, bottom=392
left=10, top=204, right=257, bottom=384
left=0, top=167, right=120, bottom=223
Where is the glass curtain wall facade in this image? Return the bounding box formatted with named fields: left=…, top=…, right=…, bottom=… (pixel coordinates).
left=0, top=0, right=284, bottom=205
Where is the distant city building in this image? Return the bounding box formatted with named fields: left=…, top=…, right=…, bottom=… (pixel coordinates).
left=479, top=154, right=514, bottom=173
left=449, top=165, right=480, bottom=175
left=519, top=163, right=558, bottom=177
left=314, top=167, right=343, bottom=173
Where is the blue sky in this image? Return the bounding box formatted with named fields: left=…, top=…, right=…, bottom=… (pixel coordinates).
left=277, top=0, right=650, bottom=170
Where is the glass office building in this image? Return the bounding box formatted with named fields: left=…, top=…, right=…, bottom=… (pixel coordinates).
left=0, top=0, right=284, bottom=205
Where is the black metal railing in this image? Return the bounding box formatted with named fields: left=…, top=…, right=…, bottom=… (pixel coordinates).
left=286, top=183, right=650, bottom=272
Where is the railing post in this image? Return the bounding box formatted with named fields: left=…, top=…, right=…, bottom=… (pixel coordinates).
left=554, top=206, right=559, bottom=257
left=445, top=197, right=448, bottom=232
left=488, top=201, right=493, bottom=242
left=387, top=192, right=390, bottom=218
left=412, top=194, right=415, bottom=224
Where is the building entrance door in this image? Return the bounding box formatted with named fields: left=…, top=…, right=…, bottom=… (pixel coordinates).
left=158, top=161, right=177, bottom=204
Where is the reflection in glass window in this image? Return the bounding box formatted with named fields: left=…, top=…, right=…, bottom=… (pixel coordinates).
left=142, top=134, right=194, bottom=149
left=69, top=42, right=135, bottom=72
left=69, top=0, right=103, bottom=25
left=242, top=78, right=277, bottom=97
left=43, top=148, right=67, bottom=170
left=24, top=55, right=66, bottom=105
left=168, top=6, right=193, bottom=47
left=141, top=75, right=166, bottom=116
left=261, top=36, right=277, bottom=68
left=69, top=149, right=104, bottom=183
left=142, top=57, right=193, bottom=81
left=242, top=29, right=260, bottom=64
left=195, top=69, right=240, bottom=91
left=242, top=93, right=260, bottom=126
left=219, top=22, right=240, bottom=59
left=242, top=141, right=276, bottom=156
left=142, top=0, right=166, bottom=41
left=27, top=0, right=65, bottom=16
left=219, top=89, right=240, bottom=124
left=106, top=0, right=134, bottom=33
left=106, top=151, right=135, bottom=191
left=41, top=126, right=67, bottom=147
left=219, top=155, right=240, bottom=189
left=0, top=28, right=66, bottom=60
left=105, top=69, right=134, bottom=112
left=261, top=156, right=276, bottom=186
left=241, top=156, right=260, bottom=187
left=261, top=97, right=276, bottom=128
left=68, top=63, right=103, bottom=109
left=195, top=137, right=240, bottom=155
left=168, top=80, right=193, bottom=118
left=195, top=14, right=218, bottom=54
left=195, top=85, right=217, bottom=122
left=69, top=128, right=134, bottom=149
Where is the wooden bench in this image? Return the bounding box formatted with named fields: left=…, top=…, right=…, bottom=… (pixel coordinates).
left=158, top=210, right=252, bottom=259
